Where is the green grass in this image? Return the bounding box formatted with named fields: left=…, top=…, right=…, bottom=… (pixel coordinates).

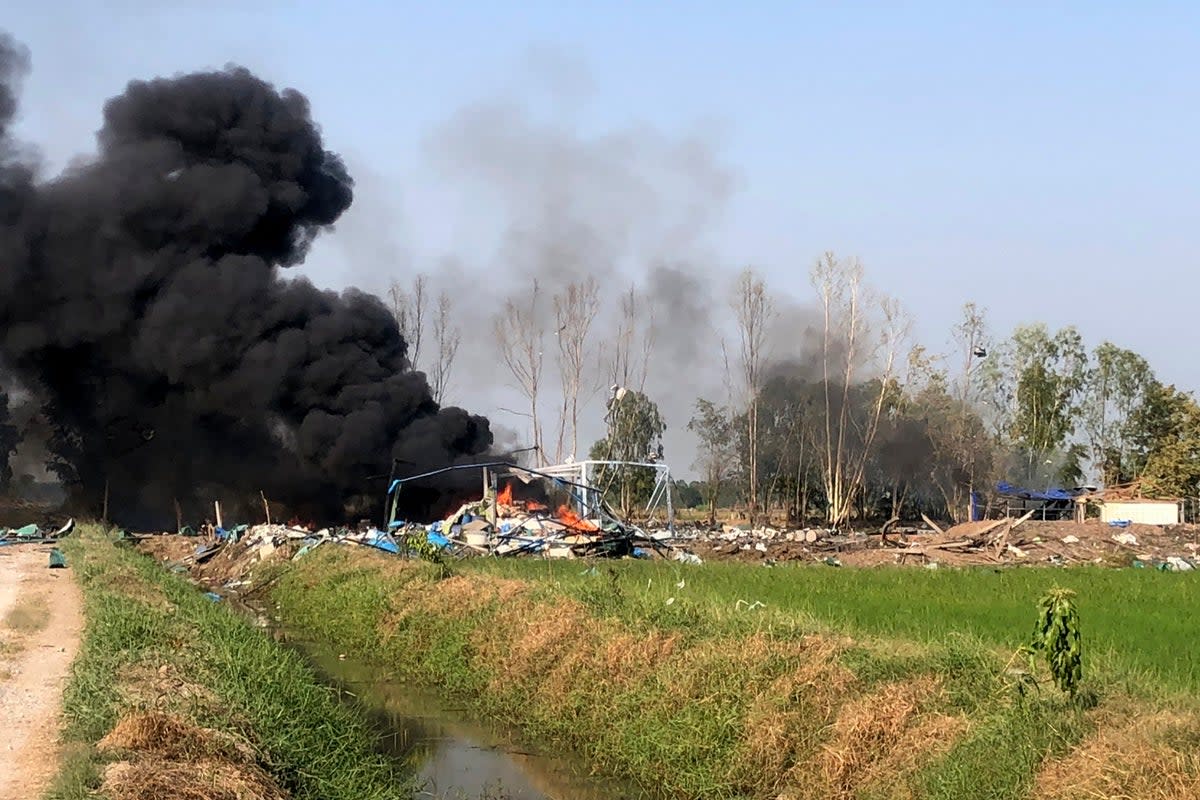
left=48, top=526, right=413, bottom=800
left=467, top=559, right=1200, bottom=694
left=271, top=547, right=1188, bottom=800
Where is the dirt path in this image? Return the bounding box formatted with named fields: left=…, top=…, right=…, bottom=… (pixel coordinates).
left=0, top=544, right=84, bottom=800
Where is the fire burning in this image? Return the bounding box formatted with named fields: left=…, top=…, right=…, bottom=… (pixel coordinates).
left=494, top=480, right=548, bottom=513
left=555, top=504, right=598, bottom=531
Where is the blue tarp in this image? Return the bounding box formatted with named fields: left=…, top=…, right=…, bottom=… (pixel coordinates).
left=363, top=530, right=400, bottom=554
left=995, top=482, right=1080, bottom=502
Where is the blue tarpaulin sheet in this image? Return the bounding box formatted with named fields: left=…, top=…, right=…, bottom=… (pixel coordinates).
left=364, top=530, right=400, bottom=554
left=995, top=482, right=1079, bottom=501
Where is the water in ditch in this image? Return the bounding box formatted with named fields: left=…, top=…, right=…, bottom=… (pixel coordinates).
left=274, top=630, right=637, bottom=800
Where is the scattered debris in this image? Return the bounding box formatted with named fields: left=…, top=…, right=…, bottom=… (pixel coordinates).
left=1, top=518, right=75, bottom=546
left=673, top=514, right=1200, bottom=570
left=383, top=462, right=682, bottom=561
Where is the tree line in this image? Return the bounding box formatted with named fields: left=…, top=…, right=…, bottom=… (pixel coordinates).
left=388, top=255, right=1200, bottom=527
left=690, top=255, right=1200, bottom=525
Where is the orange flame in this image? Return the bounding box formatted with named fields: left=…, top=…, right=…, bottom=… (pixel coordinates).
left=556, top=504, right=598, bottom=531
left=496, top=482, right=513, bottom=506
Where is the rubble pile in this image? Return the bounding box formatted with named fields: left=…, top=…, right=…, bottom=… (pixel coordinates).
left=671, top=522, right=899, bottom=564
left=670, top=516, right=1200, bottom=569
left=896, top=518, right=1200, bottom=569
left=137, top=495, right=682, bottom=596
left=395, top=488, right=672, bottom=560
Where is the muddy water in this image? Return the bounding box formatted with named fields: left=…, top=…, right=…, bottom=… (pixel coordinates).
left=275, top=632, right=635, bottom=800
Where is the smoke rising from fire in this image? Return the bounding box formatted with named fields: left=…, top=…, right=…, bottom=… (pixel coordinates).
left=396, top=75, right=743, bottom=463
left=0, top=34, right=492, bottom=524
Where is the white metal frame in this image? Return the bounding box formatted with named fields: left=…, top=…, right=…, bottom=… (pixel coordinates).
left=535, top=459, right=675, bottom=532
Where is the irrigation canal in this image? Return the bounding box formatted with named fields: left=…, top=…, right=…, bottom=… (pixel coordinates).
left=232, top=597, right=631, bottom=799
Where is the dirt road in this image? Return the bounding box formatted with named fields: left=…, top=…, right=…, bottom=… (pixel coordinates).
left=0, top=544, right=83, bottom=800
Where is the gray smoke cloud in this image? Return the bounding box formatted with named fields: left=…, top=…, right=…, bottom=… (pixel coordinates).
left=405, top=65, right=740, bottom=466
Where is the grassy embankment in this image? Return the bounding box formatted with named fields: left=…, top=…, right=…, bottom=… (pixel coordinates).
left=274, top=547, right=1200, bottom=800
left=49, top=525, right=412, bottom=800
left=474, top=559, right=1200, bottom=695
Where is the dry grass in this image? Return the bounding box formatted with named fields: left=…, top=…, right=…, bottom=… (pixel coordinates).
left=97, top=713, right=283, bottom=800
left=100, top=758, right=288, bottom=800
left=137, top=534, right=203, bottom=564
left=98, top=712, right=254, bottom=762
left=820, top=677, right=937, bottom=789
left=600, top=629, right=680, bottom=677
left=432, top=572, right=528, bottom=612
left=853, top=712, right=968, bottom=799
left=117, top=658, right=224, bottom=718
left=758, top=675, right=968, bottom=800
left=1034, top=707, right=1200, bottom=800
left=729, top=636, right=855, bottom=796
left=474, top=595, right=593, bottom=696
left=4, top=595, right=51, bottom=634
left=101, top=569, right=173, bottom=610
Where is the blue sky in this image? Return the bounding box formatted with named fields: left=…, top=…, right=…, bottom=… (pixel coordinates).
left=7, top=1, right=1200, bottom=397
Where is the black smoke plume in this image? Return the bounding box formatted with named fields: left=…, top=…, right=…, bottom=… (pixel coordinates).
left=0, top=35, right=492, bottom=525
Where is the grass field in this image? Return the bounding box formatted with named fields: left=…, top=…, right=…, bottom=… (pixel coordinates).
left=468, top=559, right=1200, bottom=694
left=51, top=526, right=412, bottom=800
left=272, top=546, right=1200, bottom=800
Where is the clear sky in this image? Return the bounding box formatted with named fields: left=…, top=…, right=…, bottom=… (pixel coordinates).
left=6, top=0, right=1200, bottom=398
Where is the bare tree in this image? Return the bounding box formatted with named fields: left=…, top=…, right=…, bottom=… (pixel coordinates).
left=428, top=290, right=461, bottom=405
left=553, top=278, right=600, bottom=462
left=494, top=279, right=545, bottom=461
left=606, top=285, right=656, bottom=393
left=595, top=285, right=657, bottom=500
left=812, top=253, right=908, bottom=526
left=732, top=268, right=773, bottom=525
left=946, top=302, right=992, bottom=519
left=388, top=275, right=427, bottom=370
